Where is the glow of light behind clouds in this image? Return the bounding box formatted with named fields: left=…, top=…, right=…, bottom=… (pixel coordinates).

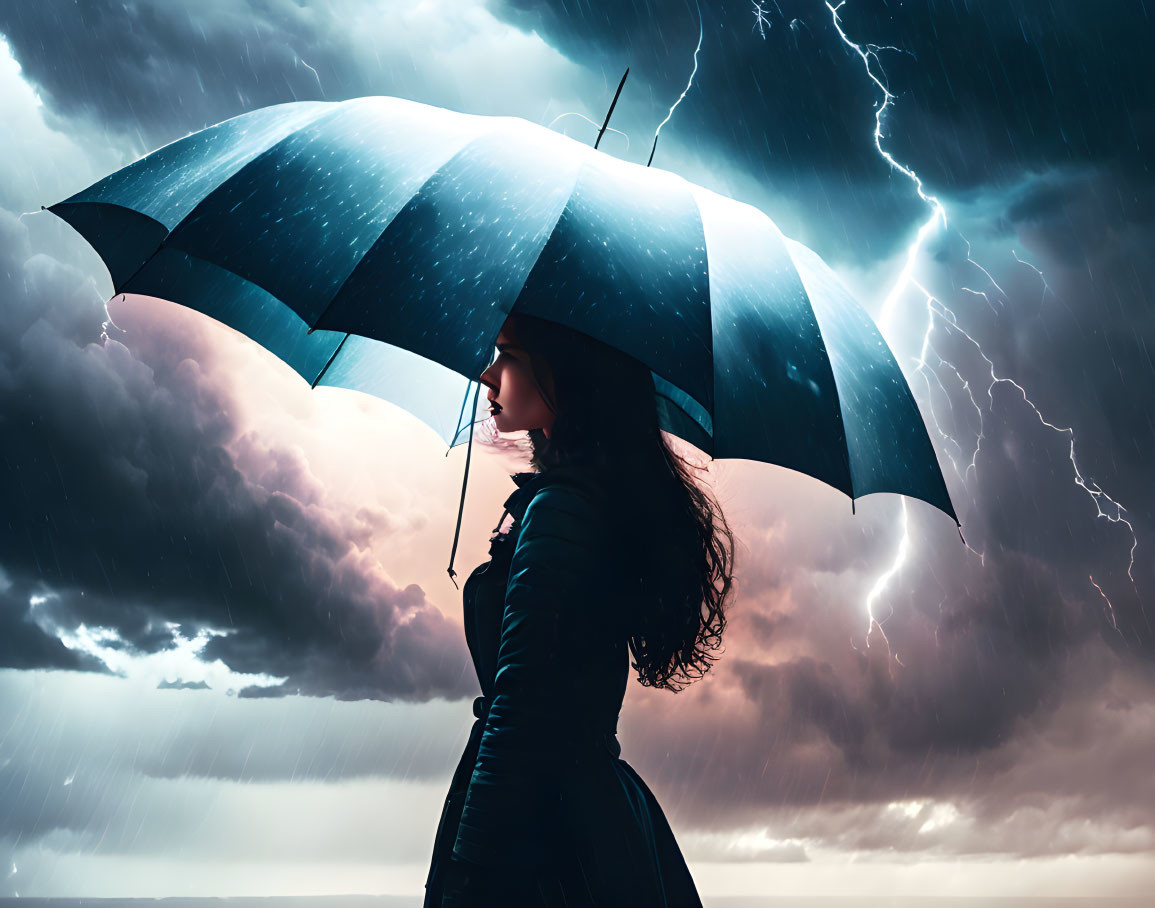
left=29, top=590, right=288, bottom=692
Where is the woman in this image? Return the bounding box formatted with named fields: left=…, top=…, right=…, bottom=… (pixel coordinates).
left=424, top=314, right=736, bottom=907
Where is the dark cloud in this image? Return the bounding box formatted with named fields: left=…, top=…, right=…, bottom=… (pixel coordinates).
left=0, top=206, right=471, bottom=702
left=0, top=583, right=110, bottom=673
left=479, top=0, right=1155, bottom=271
left=933, top=165, right=1155, bottom=628
left=0, top=0, right=339, bottom=144
left=613, top=176, right=1155, bottom=833
left=6, top=0, right=1147, bottom=267
left=0, top=0, right=595, bottom=164
left=615, top=300, right=1153, bottom=831
left=749, top=657, right=1155, bottom=861
left=489, top=0, right=1154, bottom=183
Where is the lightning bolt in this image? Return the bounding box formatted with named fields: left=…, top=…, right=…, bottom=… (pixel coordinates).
left=295, top=54, right=325, bottom=98
left=648, top=5, right=704, bottom=166
left=1090, top=574, right=1120, bottom=632
left=1012, top=248, right=1053, bottom=311
left=913, top=283, right=1137, bottom=581
left=751, top=1, right=780, bottom=39
left=99, top=292, right=128, bottom=344
left=864, top=497, right=910, bottom=641
left=822, top=1, right=1138, bottom=648
left=964, top=244, right=1009, bottom=301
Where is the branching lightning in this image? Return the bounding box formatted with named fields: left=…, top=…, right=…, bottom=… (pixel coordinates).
left=825, top=1, right=939, bottom=340
left=820, top=0, right=1139, bottom=648
left=1090, top=574, right=1121, bottom=631
left=752, top=1, right=780, bottom=39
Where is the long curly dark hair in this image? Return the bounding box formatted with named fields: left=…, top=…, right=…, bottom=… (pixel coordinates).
left=493, top=314, right=736, bottom=693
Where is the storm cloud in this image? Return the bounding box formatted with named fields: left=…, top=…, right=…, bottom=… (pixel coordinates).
left=0, top=207, right=471, bottom=702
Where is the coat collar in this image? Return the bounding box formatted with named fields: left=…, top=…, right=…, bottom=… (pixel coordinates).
left=503, top=465, right=603, bottom=514
left=503, top=471, right=546, bottom=517
left=491, top=466, right=605, bottom=546
left=484, top=472, right=544, bottom=545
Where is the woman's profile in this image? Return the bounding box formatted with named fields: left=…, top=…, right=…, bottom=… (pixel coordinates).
left=424, top=314, right=736, bottom=907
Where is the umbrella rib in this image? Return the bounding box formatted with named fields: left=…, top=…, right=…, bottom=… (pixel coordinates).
left=786, top=271, right=861, bottom=505
left=310, top=332, right=350, bottom=388
left=447, top=379, right=476, bottom=455
left=303, top=125, right=504, bottom=338
left=154, top=100, right=350, bottom=288
left=682, top=188, right=718, bottom=461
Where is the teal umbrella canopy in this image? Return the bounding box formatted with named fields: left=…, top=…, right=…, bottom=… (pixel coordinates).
left=44, top=94, right=959, bottom=580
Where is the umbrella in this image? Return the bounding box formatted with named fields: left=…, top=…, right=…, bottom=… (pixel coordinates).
left=43, top=93, right=960, bottom=585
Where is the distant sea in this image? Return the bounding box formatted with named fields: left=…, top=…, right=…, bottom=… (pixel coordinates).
left=0, top=898, right=1148, bottom=908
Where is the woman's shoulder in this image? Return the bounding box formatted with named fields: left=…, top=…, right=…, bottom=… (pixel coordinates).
left=510, top=466, right=616, bottom=552
left=510, top=468, right=628, bottom=586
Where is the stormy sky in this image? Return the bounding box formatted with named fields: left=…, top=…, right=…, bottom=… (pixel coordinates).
left=0, top=0, right=1152, bottom=899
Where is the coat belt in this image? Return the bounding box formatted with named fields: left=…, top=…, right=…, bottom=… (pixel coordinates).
left=471, top=695, right=621, bottom=754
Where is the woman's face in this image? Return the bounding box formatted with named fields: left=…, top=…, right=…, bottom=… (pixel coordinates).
left=479, top=323, right=556, bottom=438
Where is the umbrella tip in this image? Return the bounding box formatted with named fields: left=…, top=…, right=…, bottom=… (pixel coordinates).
left=594, top=66, right=630, bottom=151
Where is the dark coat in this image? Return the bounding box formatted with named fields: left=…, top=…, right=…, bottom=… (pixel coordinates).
left=424, top=465, right=703, bottom=908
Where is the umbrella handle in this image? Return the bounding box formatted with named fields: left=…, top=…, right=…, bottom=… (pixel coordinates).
left=447, top=380, right=482, bottom=588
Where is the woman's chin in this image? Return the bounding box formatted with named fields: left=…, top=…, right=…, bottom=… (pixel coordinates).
left=488, top=413, right=535, bottom=435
